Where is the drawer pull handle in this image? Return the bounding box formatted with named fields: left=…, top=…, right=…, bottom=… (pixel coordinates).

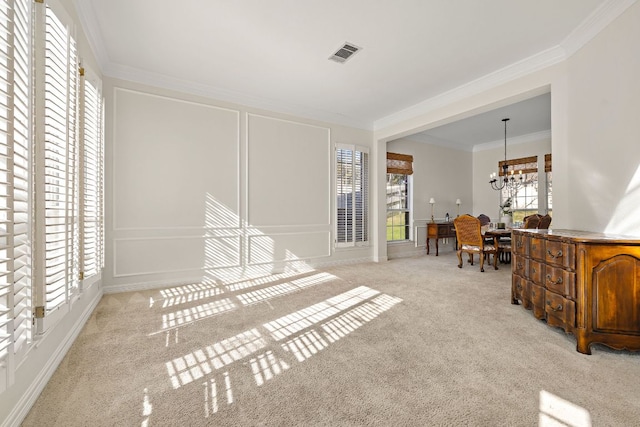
left=516, top=284, right=522, bottom=291
left=546, top=274, right=563, bottom=285
left=547, top=249, right=563, bottom=259
left=532, top=267, right=536, bottom=274
left=546, top=300, right=563, bottom=312
left=517, top=262, right=523, bottom=269
left=516, top=241, right=522, bottom=248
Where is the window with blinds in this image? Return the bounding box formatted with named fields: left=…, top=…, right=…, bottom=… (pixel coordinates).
left=545, top=153, right=552, bottom=214
left=386, top=152, right=413, bottom=241
left=80, top=75, right=104, bottom=282
left=0, top=0, right=105, bottom=393
left=0, top=0, right=32, bottom=392
left=39, top=3, right=79, bottom=315
left=336, top=145, right=369, bottom=247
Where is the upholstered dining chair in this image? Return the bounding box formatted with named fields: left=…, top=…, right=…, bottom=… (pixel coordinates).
left=523, top=214, right=542, bottom=229
left=477, top=214, right=490, bottom=226
left=538, top=214, right=552, bottom=229
left=453, top=214, right=498, bottom=272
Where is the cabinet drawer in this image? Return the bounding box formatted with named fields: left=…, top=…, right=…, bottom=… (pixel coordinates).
left=545, top=292, right=576, bottom=328
left=513, top=255, right=527, bottom=277
left=544, top=240, right=576, bottom=270
left=529, top=260, right=544, bottom=285
left=544, top=267, right=576, bottom=299
left=531, top=283, right=546, bottom=319
left=530, top=237, right=545, bottom=261
left=512, top=275, right=525, bottom=301
left=513, top=234, right=529, bottom=256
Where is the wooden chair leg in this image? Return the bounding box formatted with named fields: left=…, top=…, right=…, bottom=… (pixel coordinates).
left=493, top=252, right=499, bottom=270
left=457, top=250, right=463, bottom=268
left=480, top=251, right=485, bottom=272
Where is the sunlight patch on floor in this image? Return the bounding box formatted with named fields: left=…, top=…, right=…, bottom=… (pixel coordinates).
left=158, top=282, right=225, bottom=308
left=203, top=372, right=233, bottom=417
left=249, top=350, right=290, bottom=386
left=539, top=390, right=591, bottom=427
left=161, top=298, right=236, bottom=329
left=167, top=328, right=266, bottom=389
left=166, top=286, right=404, bottom=393
left=322, top=294, right=402, bottom=343
left=237, top=272, right=337, bottom=306
left=263, top=286, right=380, bottom=341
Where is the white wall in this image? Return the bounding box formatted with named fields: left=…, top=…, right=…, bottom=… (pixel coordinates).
left=563, top=1, right=640, bottom=234
left=386, top=138, right=471, bottom=255
left=473, top=136, right=552, bottom=222
left=390, top=139, right=472, bottom=221
left=104, top=79, right=374, bottom=293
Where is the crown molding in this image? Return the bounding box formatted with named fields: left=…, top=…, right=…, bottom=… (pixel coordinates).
left=73, top=0, right=110, bottom=71
left=373, top=0, right=638, bottom=133
left=373, top=45, right=566, bottom=132
left=103, top=62, right=373, bottom=130
left=560, top=0, right=638, bottom=57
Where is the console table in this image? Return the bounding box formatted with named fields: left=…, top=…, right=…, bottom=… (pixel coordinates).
left=511, top=228, right=640, bottom=354
left=426, top=222, right=456, bottom=256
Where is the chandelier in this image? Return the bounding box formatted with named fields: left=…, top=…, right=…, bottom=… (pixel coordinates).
left=489, top=118, right=524, bottom=192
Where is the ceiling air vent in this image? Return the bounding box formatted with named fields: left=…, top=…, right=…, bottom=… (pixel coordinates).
left=329, top=42, right=361, bottom=64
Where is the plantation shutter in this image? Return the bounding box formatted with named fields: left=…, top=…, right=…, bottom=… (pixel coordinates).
left=336, top=144, right=369, bottom=247
left=79, top=68, right=104, bottom=284
left=0, top=0, right=32, bottom=392
left=34, top=1, right=79, bottom=328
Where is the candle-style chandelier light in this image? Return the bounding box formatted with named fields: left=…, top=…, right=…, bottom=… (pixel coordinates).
left=489, top=118, right=524, bottom=192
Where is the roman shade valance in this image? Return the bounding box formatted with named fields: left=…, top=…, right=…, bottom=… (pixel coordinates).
left=498, top=155, right=537, bottom=176
left=387, top=152, right=413, bottom=175
left=545, top=153, right=552, bottom=173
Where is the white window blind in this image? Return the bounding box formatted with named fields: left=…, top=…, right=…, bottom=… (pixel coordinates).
left=80, top=71, right=103, bottom=283
left=336, top=144, right=369, bottom=247
left=40, top=3, right=79, bottom=315
left=0, top=0, right=32, bottom=392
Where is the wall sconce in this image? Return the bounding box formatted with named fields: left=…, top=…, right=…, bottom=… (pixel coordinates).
left=429, top=198, right=435, bottom=223
left=456, top=199, right=461, bottom=217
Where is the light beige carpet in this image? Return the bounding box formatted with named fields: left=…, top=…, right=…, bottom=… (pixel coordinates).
left=22, top=251, right=640, bottom=426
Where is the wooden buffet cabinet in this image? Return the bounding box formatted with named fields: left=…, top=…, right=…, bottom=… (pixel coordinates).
left=426, top=222, right=456, bottom=256
left=511, top=229, right=640, bottom=354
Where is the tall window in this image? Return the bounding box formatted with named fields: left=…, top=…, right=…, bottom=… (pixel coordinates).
left=0, top=0, right=32, bottom=393
left=386, top=152, right=413, bottom=241
left=545, top=153, right=552, bottom=216
left=336, top=144, right=369, bottom=247
left=80, top=70, right=104, bottom=285
left=0, top=0, right=105, bottom=392
left=499, top=155, right=538, bottom=223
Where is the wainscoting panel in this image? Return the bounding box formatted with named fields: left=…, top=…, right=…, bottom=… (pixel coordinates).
left=114, top=235, right=242, bottom=277
left=113, top=88, right=240, bottom=231
left=247, top=114, right=330, bottom=228
left=247, top=231, right=331, bottom=265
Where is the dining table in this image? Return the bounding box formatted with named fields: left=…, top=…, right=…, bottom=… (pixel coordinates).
left=484, top=228, right=516, bottom=263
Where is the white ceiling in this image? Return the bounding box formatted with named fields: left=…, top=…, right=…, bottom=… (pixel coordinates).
left=77, top=0, right=616, bottom=145
left=408, top=92, right=551, bottom=151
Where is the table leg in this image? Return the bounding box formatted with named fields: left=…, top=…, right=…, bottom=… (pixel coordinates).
left=426, top=238, right=430, bottom=255
left=435, top=238, right=439, bottom=256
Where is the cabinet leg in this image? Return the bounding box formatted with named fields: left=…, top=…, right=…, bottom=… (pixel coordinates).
left=576, top=331, right=592, bottom=355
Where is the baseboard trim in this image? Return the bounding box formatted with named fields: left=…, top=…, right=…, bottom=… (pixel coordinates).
left=3, top=288, right=103, bottom=427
